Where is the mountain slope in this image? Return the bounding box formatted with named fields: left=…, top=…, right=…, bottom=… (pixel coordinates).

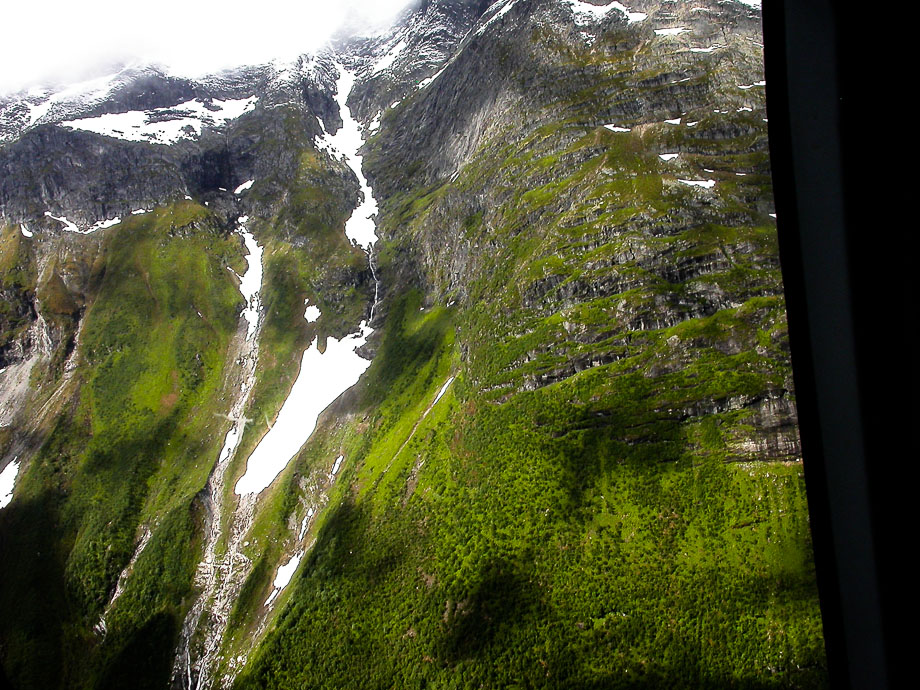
left=0, top=1, right=825, bottom=688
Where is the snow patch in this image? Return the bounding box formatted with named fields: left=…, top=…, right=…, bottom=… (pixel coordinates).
left=664, top=118, right=682, bottom=125
left=561, top=1, right=646, bottom=23
left=317, top=68, right=378, bottom=250
left=45, top=211, right=119, bottom=234
left=655, top=27, right=690, bottom=36
left=738, top=80, right=766, bottom=90
left=418, top=63, right=449, bottom=90
left=475, top=0, right=519, bottom=36
left=234, top=323, right=372, bottom=495
left=604, top=124, right=630, bottom=132
left=609, top=2, right=647, bottom=22
left=88, top=217, right=122, bottom=232
left=331, top=455, right=344, bottom=476
left=304, top=302, right=321, bottom=323
left=60, top=97, right=257, bottom=144
left=299, top=507, right=315, bottom=540
left=372, top=37, right=409, bottom=75
left=433, top=377, right=455, bottom=406
left=1, top=458, right=20, bottom=509
left=20, top=225, right=33, bottom=238
left=264, top=552, right=304, bottom=606
left=234, top=180, right=254, bottom=194
left=44, top=212, right=79, bottom=233
left=659, top=153, right=679, bottom=161
left=678, top=179, right=716, bottom=189
left=234, top=216, right=263, bottom=342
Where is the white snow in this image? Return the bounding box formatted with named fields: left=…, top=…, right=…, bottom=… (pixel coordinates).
left=604, top=124, right=630, bottom=132
left=690, top=46, right=721, bottom=53
left=331, top=455, right=344, bottom=476
left=234, top=323, right=372, bottom=495
left=686, top=121, right=699, bottom=127
left=45, top=211, right=118, bottom=234
left=736, top=172, right=747, bottom=176
left=738, top=80, right=766, bottom=90
left=655, top=27, right=690, bottom=36
left=304, top=302, right=321, bottom=323
left=26, top=99, right=53, bottom=127
left=318, top=68, right=378, bottom=250
left=475, top=0, right=519, bottom=36
left=418, top=63, right=449, bottom=90
left=769, top=213, right=777, bottom=218
left=659, top=153, right=679, bottom=161
left=299, top=506, right=315, bottom=540
left=234, top=180, right=254, bottom=194
left=367, top=111, right=382, bottom=134
left=264, top=551, right=304, bottom=606
left=433, top=377, right=455, bottom=406
left=20, top=225, right=33, bottom=238
left=273, top=552, right=303, bottom=589
left=219, top=426, right=243, bottom=465
left=664, top=118, right=682, bottom=125
left=234, top=216, right=263, bottom=341
left=561, top=1, right=646, bottom=23
left=87, top=217, right=122, bottom=232
left=734, top=0, right=762, bottom=7
left=372, top=37, right=409, bottom=75
left=609, top=2, right=647, bottom=22
left=131, top=209, right=149, bottom=215
left=60, top=97, right=257, bottom=144
left=44, top=212, right=79, bottom=233
left=678, top=179, right=716, bottom=188
left=737, top=106, right=753, bottom=112
left=0, top=458, right=20, bottom=510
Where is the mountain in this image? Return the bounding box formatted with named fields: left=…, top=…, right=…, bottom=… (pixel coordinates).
left=0, top=1, right=827, bottom=688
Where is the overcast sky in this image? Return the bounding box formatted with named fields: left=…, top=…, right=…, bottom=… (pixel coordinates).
left=2, top=0, right=416, bottom=93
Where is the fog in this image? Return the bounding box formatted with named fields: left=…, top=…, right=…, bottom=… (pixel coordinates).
left=2, top=0, right=416, bottom=93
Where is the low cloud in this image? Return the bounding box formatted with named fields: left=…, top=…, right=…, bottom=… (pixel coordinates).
left=2, top=0, right=416, bottom=93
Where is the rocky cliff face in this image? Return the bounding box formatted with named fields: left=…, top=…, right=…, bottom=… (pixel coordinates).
left=0, top=2, right=825, bottom=689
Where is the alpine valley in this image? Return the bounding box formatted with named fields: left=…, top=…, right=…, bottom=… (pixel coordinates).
left=0, top=1, right=827, bottom=688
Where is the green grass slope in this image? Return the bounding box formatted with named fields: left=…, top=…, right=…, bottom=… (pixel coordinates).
left=0, top=203, right=243, bottom=689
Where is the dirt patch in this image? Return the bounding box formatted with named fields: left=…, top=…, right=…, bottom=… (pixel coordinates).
left=160, top=370, right=179, bottom=410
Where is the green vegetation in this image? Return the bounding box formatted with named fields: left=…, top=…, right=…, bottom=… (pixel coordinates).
left=233, top=13, right=821, bottom=690
left=2, top=8, right=820, bottom=690
left=0, top=203, right=243, bottom=689
left=0, top=226, right=37, bottom=354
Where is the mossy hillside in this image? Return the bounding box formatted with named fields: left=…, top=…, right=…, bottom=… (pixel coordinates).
left=0, top=225, right=36, bottom=355
left=216, top=291, right=456, bottom=668
left=233, top=296, right=823, bottom=690
left=0, top=202, right=247, bottom=689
